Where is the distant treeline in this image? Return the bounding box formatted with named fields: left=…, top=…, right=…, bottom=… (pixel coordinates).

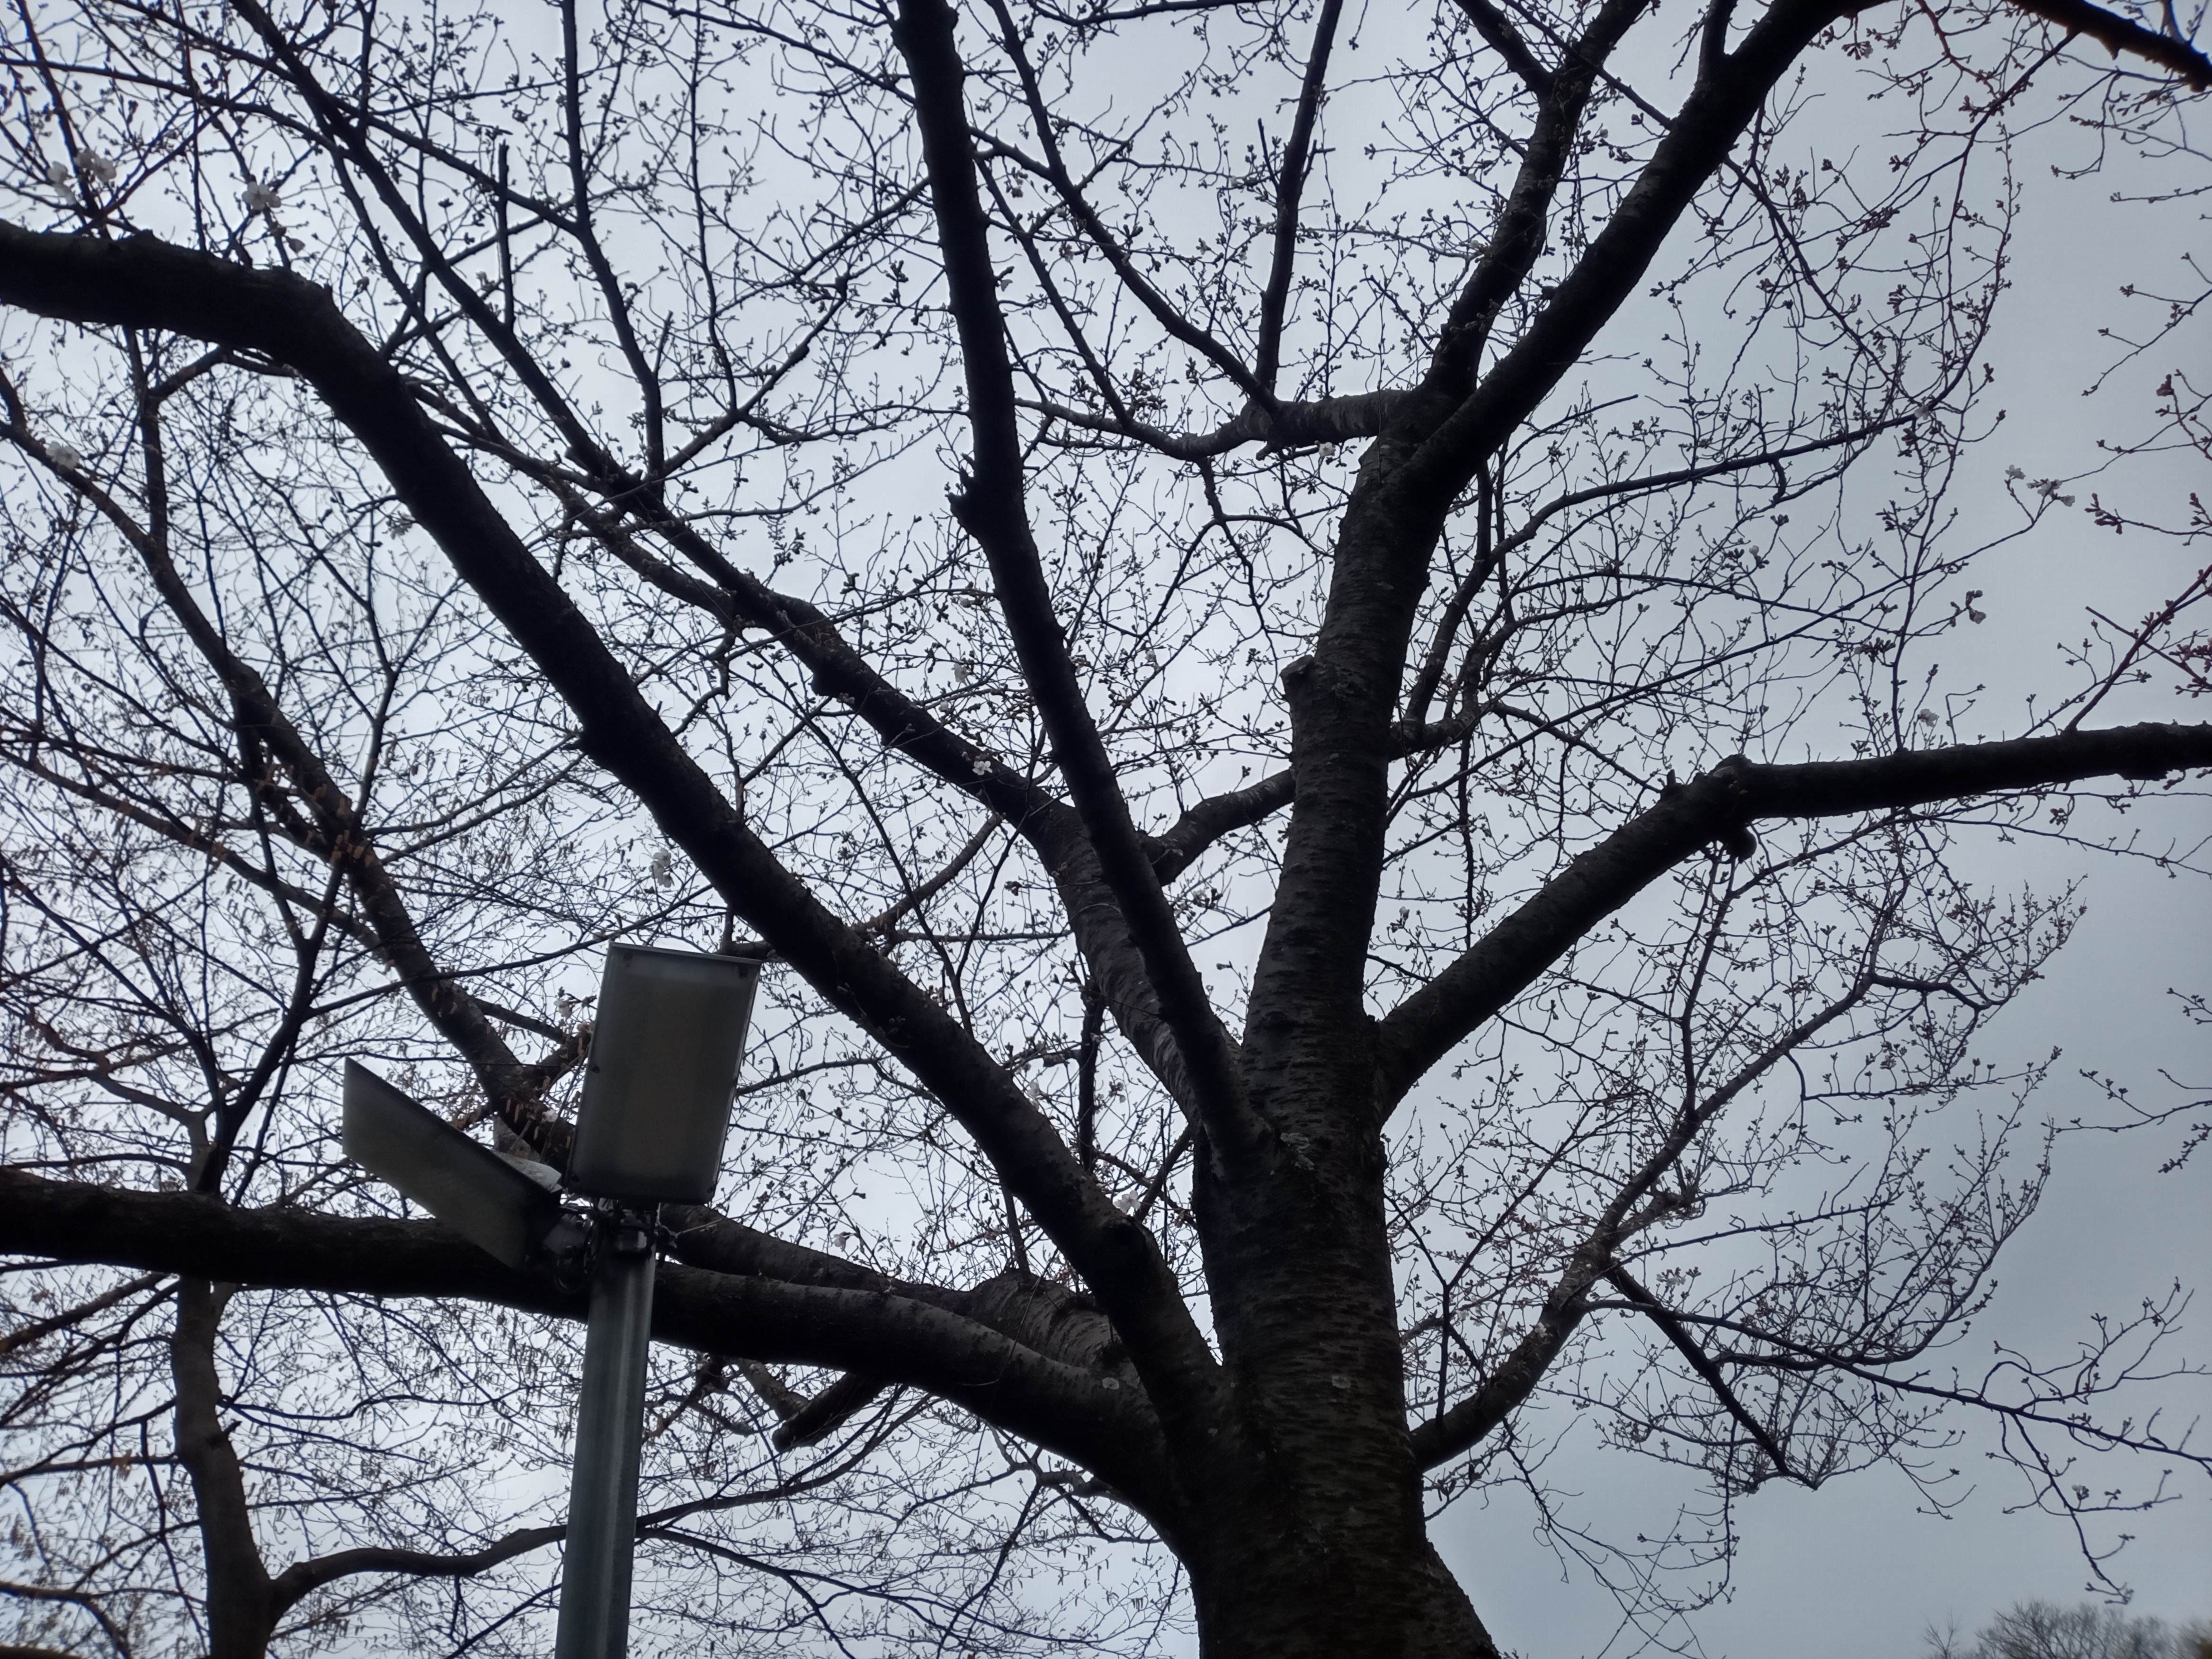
left=1928, top=1602, right=2212, bottom=1659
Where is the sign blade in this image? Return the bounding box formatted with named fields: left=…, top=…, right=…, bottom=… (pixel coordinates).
left=342, top=1061, right=562, bottom=1269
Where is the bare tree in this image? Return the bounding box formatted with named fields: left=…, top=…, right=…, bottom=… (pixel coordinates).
left=1925, top=1603, right=2212, bottom=1659
left=0, top=0, right=2207, bottom=1650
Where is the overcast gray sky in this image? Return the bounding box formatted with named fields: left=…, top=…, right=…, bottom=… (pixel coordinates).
left=1450, top=857, right=2209, bottom=1657
left=1433, top=101, right=2212, bottom=1657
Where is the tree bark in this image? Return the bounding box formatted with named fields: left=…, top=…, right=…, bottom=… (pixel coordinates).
left=1184, top=1050, right=1507, bottom=1656
left=170, top=1281, right=277, bottom=1659
left=1186, top=1517, right=1499, bottom=1659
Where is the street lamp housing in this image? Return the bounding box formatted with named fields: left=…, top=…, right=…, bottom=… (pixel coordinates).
left=567, top=943, right=762, bottom=1205
left=341, top=941, right=766, bottom=1659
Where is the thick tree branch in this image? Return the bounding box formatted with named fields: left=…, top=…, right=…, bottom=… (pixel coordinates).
left=170, top=1280, right=276, bottom=1653
left=730, top=1356, right=897, bottom=1449
left=269, top=1524, right=565, bottom=1611
left=1235, top=0, right=1658, bottom=1108
left=666, top=1213, right=1138, bottom=1447
left=0, top=1168, right=1171, bottom=1511
left=1425, top=0, right=1650, bottom=401
left=1450, top=0, right=1555, bottom=94
left=469, top=464, right=1210, bottom=1118
left=1025, top=389, right=1408, bottom=459
left=2003, top=0, right=2212, bottom=86
left=1378, top=722, right=2212, bottom=1103
left=1400, top=0, right=1863, bottom=509
left=1408, top=1241, right=1604, bottom=1468
left=1255, top=0, right=1346, bottom=392
left=894, top=0, right=1267, bottom=1170
left=769, top=1373, right=893, bottom=1451
left=0, top=218, right=1221, bottom=1420
left=1150, top=770, right=1299, bottom=883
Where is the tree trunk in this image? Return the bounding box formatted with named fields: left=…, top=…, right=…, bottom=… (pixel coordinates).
left=171, top=1280, right=277, bottom=1659
left=1185, top=1076, right=1505, bottom=1657
left=1185, top=1495, right=1500, bottom=1659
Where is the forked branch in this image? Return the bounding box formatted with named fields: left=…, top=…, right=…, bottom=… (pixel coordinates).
left=1379, top=722, right=2212, bottom=1103
left=0, top=220, right=1221, bottom=1412
left=894, top=0, right=1267, bottom=1167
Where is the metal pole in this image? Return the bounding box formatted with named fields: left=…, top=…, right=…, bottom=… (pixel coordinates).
left=555, top=1205, right=657, bottom=1659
